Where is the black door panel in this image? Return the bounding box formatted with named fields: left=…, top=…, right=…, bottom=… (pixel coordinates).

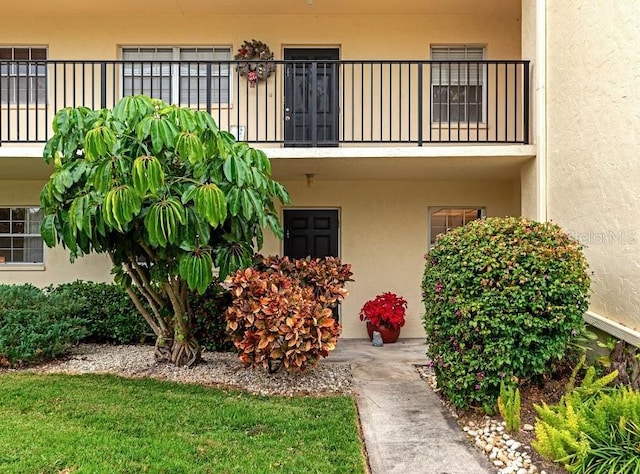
left=283, top=209, right=340, bottom=320
left=284, top=48, right=339, bottom=147
left=283, top=210, right=338, bottom=259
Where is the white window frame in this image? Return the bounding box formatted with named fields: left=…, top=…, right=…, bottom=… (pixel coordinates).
left=429, top=207, right=485, bottom=247
left=120, top=46, right=233, bottom=106
left=0, top=47, right=48, bottom=106
left=430, top=45, right=486, bottom=124
left=0, top=207, right=45, bottom=265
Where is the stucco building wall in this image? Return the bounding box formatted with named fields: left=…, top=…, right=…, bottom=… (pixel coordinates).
left=262, top=179, right=520, bottom=338
left=0, top=177, right=520, bottom=338
left=546, top=0, right=640, bottom=333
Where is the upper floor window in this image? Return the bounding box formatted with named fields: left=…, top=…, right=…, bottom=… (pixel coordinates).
left=0, top=47, right=47, bottom=105
left=0, top=207, right=44, bottom=264
left=429, top=207, right=485, bottom=246
left=121, top=47, right=231, bottom=106
left=431, top=46, right=485, bottom=123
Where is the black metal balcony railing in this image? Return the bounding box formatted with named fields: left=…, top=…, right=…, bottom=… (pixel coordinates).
left=0, top=59, right=529, bottom=146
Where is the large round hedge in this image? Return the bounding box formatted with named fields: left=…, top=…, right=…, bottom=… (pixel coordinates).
left=422, top=217, right=590, bottom=408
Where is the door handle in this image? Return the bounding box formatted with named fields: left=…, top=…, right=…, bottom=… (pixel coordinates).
left=285, top=107, right=290, bottom=112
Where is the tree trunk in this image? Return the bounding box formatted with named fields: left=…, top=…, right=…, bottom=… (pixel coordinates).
left=154, top=332, right=201, bottom=367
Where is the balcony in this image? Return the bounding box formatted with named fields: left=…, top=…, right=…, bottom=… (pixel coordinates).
left=1, top=59, right=529, bottom=146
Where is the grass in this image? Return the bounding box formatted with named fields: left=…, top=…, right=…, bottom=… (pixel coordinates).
left=0, top=373, right=366, bottom=474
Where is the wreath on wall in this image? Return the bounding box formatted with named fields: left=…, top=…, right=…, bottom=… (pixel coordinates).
left=234, top=39, right=276, bottom=87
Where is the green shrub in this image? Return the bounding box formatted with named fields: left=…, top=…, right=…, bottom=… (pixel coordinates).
left=225, top=256, right=352, bottom=372
left=422, top=217, right=590, bottom=408
left=188, top=282, right=233, bottom=352
left=0, top=284, right=87, bottom=367
left=533, top=366, right=640, bottom=473
left=47, top=280, right=150, bottom=344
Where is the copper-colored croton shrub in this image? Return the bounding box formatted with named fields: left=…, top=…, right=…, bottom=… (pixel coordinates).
left=225, top=256, right=353, bottom=373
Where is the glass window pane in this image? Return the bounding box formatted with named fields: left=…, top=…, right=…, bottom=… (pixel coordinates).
left=12, top=222, right=25, bottom=234
left=11, top=208, right=25, bottom=220
left=465, top=209, right=481, bottom=222
left=13, top=48, right=29, bottom=60
left=0, top=208, right=44, bottom=262
left=430, top=208, right=483, bottom=245
left=447, top=211, right=464, bottom=228
left=31, top=48, right=47, bottom=60
left=431, top=46, right=484, bottom=123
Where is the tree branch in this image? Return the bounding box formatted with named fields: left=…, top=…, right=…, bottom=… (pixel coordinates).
left=164, top=279, right=188, bottom=336
left=128, top=256, right=164, bottom=308
left=125, top=286, right=162, bottom=336
left=122, top=261, right=170, bottom=335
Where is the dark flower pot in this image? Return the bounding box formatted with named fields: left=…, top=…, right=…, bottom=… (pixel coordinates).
left=366, top=322, right=401, bottom=343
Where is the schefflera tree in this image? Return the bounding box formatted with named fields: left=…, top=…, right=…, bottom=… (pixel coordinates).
left=40, top=95, right=290, bottom=367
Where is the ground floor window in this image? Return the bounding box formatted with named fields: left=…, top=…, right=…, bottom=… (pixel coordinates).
left=429, top=207, right=485, bottom=246
left=0, top=207, right=44, bottom=264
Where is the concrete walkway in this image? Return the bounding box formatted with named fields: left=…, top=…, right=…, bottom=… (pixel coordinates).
left=326, top=339, right=493, bottom=474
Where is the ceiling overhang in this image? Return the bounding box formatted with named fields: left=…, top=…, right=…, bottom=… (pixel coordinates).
left=5, top=0, right=520, bottom=17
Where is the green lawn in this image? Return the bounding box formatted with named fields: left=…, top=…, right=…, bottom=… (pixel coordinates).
left=0, top=373, right=366, bottom=474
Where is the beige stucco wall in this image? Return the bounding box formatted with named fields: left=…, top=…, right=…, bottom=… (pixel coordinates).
left=0, top=11, right=523, bottom=143
left=262, top=179, right=520, bottom=338
left=1, top=176, right=520, bottom=338
left=546, top=1, right=640, bottom=334
left=1, top=5, right=525, bottom=338
left=0, top=13, right=520, bottom=59
left=519, top=0, right=539, bottom=219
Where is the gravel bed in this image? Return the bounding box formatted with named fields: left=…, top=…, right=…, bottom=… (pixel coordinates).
left=21, top=344, right=353, bottom=397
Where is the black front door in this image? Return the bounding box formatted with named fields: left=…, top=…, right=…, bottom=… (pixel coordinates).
left=283, top=209, right=340, bottom=320
left=283, top=209, right=339, bottom=259
left=284, top=48, right=339, bottom=147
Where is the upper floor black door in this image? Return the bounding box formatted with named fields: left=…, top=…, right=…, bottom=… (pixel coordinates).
left=284, top=48, right=339, bottom=147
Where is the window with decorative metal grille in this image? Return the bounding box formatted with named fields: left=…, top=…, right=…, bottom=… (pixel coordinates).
left=0, top=207, right=44, bottom=264
left=0, top=47, right=47, bottom=105
left=431, top=46, right=485, bottom=123
left=121, top=47, right=231, bottom=105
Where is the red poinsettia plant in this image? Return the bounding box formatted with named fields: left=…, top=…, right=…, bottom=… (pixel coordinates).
left=359, top=292, right=407, bottom=331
